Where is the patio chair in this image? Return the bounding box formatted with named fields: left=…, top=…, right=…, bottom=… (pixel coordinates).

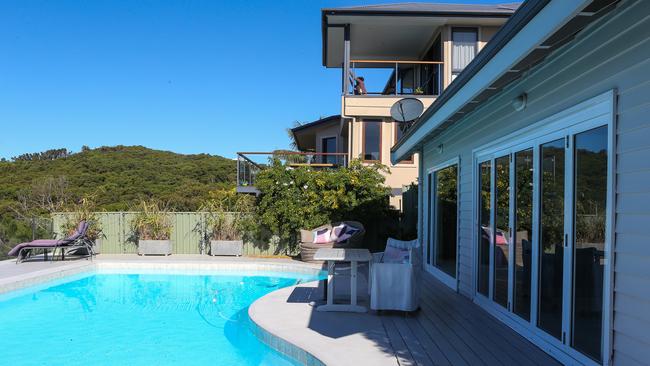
left=369, top=237, right=421, bottom=312
left=8, top=221, right=94, bottom=264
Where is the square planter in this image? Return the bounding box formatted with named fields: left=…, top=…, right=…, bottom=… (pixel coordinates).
left=210, top=240, right=243, bottom=256
left=138, top=240, right=172, bottom=256
left=93, top=238, right=102, bottom=255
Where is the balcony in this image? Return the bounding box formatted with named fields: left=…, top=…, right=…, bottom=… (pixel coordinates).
left=236, top=151, right=349, bottom=194
left=343, top=60, right=441, bottom=117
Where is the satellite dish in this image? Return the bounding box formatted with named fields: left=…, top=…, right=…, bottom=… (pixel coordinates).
left=390, top=98, right=424, bottom=123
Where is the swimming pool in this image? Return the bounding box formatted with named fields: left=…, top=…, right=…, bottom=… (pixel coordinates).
left=0, top=270, right=321, bottom=365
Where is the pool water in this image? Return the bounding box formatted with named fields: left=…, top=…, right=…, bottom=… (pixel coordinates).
left=0, top=271, right=320, bottom=366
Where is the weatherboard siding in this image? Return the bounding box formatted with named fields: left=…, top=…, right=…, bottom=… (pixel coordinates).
left=418, top=0, right=650, bottom=364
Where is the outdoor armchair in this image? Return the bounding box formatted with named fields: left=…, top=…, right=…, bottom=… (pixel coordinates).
left=369, top=238, right=421, bottom=312
left=299, top=221, right=365, bottom=263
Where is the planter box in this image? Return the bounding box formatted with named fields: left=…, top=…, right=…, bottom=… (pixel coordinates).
left=93, top=238, right=102, bottom=254
left=138, top=240, right=172, bottom=256
left=210, top=240, right=243, bottom=256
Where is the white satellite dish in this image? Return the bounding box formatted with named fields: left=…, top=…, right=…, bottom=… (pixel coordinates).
left=390, top=98, right=424, bottom=123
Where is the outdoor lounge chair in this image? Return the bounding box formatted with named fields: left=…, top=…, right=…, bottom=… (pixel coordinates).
left=299, top=221, right=365, bottom=263
left=8, top=221, right=94, bottom=264
left=369, top=238, right=420, bottom=312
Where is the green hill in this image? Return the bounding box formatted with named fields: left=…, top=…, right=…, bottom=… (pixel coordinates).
left=0, top=145, right=236, bottom=257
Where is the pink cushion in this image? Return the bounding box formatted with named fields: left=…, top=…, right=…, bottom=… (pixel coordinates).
left=313, top=228, right=331, bottom=244
left=382, top=245, right=410, bottom=263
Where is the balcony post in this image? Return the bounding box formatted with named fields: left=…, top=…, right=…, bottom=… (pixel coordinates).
left=437, top=63, right=442, bottom=95
left=395, top=62, right=399, bottom=95
left=343, top=24, right=351, bottom=95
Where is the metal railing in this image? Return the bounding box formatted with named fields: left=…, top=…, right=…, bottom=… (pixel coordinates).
left=236, top=151, right=349, bottom=189
left=346, top=60, right=443, bottom=97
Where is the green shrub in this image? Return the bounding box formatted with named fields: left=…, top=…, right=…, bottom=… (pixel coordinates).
left=59, top=194, right=105, bottom=241
left=254, top=159, right=392, bottom=252
left=200, top=188, right=254, bottom=241
left=130, top=200, right=173, bottom=241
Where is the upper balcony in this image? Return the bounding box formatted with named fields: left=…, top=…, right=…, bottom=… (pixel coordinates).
left=343, top=59, right=441, bottom=117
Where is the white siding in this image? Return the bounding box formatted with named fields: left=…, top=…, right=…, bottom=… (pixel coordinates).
left=419, top=0, right=650, bottom=363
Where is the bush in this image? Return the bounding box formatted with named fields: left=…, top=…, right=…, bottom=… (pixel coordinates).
left=254, top=159, right=392, bottom=253
left=59, top=194, right=105, bottom=242
left=129, top=200, right=173, bottom=241
left=200, top=188, right=255, bottom=241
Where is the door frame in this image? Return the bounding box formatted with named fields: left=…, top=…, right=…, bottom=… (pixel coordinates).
left=470, top=90, right=616, bottom=365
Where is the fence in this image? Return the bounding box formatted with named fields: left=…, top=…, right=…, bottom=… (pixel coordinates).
left=51, top=212, right=280, bottom=256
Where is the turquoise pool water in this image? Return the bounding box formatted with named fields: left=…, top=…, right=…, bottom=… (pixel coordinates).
left=0, top=270, right=321, bottom=366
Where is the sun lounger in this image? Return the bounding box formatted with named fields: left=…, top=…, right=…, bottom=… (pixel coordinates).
left=8, top=221, right=94, bottom=263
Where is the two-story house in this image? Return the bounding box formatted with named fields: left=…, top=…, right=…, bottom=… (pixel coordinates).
left=289, top=3, right=519, bottom=207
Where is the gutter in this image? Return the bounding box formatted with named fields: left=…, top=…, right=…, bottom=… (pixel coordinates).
left=390, top=0, right=594, bottom=164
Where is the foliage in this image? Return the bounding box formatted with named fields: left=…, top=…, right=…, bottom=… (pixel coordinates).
left=254, top=159, right=391, bottom=252
left=0, top=145, right=235, bottom=259
left=200, top=189, right=255, bottom=241
left=129, top=200, right=173, bottom=241
left=59, top=193, right=106, bottom=242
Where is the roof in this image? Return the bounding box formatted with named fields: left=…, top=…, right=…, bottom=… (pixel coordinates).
left=391, top=0, right=621, bottom=163
left=291, top=115, right=341, bottom=134
left=323, top=2, right=520, bottom=15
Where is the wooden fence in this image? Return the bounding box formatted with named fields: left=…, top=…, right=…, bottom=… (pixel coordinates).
left=52, top=212, right=280, bottom=256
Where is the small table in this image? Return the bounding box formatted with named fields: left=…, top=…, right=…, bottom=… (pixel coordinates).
left=314, top=248, right=372, bottom=313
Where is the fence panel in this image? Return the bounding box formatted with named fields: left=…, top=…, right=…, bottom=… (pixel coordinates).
left=52, top=212, right=280, bottom=256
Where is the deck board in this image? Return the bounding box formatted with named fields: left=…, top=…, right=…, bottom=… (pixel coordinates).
left=379, top=271, right=561, bottom=366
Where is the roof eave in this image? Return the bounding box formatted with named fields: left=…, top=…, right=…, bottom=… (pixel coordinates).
left=391, top=0, right=593, bottom=164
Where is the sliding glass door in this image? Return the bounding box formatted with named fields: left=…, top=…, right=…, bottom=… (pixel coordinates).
left=475, top=123, right=609, bottom=364
left=426, top=160, right=459, bottom=285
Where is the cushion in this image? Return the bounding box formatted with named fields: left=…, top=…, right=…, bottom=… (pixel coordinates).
left=330, top=224, right=347, bottom=242
left=313, top=228, right=332, bottom=244
left=382, top=245, right=410, bottom=264
left=336, top=225, right=360, bottom=243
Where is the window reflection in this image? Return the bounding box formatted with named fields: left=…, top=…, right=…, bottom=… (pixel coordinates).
left=514, top=149, right=533, bottom=320
left=538, top=138, right=565, bottom=340
left=435, top=165, right=458, bottom=277
left=493, top=156, right=510, bottom=308
left=572, top=126, right=607, bottom=362
left=478, top=161, right=491, bottom=296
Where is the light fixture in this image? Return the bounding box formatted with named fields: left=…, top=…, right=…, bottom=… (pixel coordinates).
left=512, top=93, right=527, bottom=111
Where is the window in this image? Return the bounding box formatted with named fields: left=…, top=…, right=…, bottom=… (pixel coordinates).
left=427, top=160, right=458, bottom=283
left=362, top=121, right=381, bottom=162
left=394, top=124, right=413, bottom=163
left=321, top=137, right=337, bottom=165
left=451, top=28, right=478, bottom=80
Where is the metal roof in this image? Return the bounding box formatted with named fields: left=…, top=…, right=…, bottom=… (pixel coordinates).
left=324, top=2, right=520, bottom=15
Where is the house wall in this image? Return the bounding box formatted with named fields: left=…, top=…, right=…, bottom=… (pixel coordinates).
left=314, top=123, right=343, bottom=155
left=418, top=1, right=650, bottom=364
left=442, top=25, right=498, bottom=89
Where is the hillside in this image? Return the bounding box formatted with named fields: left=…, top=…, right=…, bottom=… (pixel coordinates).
left=0, top=145, right=236, bottom=256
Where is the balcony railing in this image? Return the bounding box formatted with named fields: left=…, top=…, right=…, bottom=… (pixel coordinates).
left=236, top=151, right=349, bottom=192
left=345, top=60, right=443, bottom=96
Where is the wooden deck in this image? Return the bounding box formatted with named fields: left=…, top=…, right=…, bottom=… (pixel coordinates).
left=380, top=271, right=561, bottom=366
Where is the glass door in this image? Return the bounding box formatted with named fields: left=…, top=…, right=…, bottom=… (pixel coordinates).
left=475, top=123, right=609, bottom=364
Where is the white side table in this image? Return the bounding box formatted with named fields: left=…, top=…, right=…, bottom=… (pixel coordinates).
left=314, top=248, right=372, bottom=313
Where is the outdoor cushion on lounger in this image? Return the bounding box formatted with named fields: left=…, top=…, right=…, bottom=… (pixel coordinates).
left=7, top=221, right=89, bottom=257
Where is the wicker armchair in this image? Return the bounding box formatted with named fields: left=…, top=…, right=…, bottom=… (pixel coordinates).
left=299, top=221, right=365, bottom=263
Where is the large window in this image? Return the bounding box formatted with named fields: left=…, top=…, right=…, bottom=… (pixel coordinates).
left=451, top=28, right=478, bottom=80
left=427, top=161, right=458, bottom=282
left=474, top=96, right=611, bottom=364
left=362, top=121, right=381, bottom=162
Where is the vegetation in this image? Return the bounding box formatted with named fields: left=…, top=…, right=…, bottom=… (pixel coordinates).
left=200, top=189, right=255, bottom=241
left=254, top=159, right=393, bottom=253
left=59, top=193, right=105, bottom=242
left=129, top=200, right=173, bottom=241
left=0, top=145, right=235, bottom=259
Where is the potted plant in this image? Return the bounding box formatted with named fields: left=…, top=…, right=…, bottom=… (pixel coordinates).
left=130, top=200, right=173, bottom=256
left=201, top=189, right=254, bottom=256
left=60, top=195, right=105, bottom=254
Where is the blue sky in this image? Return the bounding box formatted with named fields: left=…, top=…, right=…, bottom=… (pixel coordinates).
left=0, top=0, right=506, bottom=160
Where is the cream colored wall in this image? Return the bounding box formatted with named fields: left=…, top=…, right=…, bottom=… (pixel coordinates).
left=442, top=25, right=499, bottom=88
left=348, top=118, right=418, bottom=192
left=342, top=95, right=436, bottom=118
left=314, top=123, right=343, bottom=154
